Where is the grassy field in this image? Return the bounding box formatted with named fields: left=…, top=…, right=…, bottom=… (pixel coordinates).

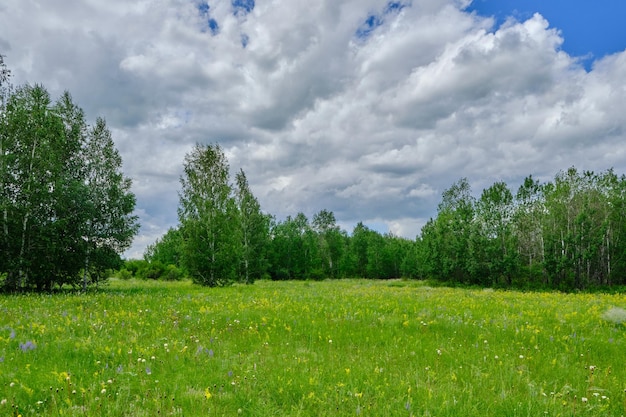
left=1, top=279, right=626, bottom=416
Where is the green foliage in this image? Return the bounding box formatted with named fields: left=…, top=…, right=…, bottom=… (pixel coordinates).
left=144, top=227, right=184, bottom=267
left=418, top=168, right=626, bottom=291
left=178, top=143, right=239, bottom=286
left=0, top=84, right=138, bottom=291
left=119, top=259, right=184, bottom=281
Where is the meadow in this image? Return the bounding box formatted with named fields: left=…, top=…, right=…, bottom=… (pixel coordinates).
left=1, top=279, right=626, bottom=416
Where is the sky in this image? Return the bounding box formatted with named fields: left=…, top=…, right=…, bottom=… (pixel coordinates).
left=2, top=0, right=626, bottom=258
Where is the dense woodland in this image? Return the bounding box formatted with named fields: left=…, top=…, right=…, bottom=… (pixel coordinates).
left=141, top=142, right=626, bottom=291
left=0, top=58, right=139, bottom=291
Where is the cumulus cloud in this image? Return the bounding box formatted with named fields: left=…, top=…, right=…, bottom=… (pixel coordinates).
left=2, top=0, right=626, bottom=257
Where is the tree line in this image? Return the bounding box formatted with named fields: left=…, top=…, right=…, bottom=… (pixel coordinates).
left=419, top=169, right=626, bottom=290
left=143, top=143, right=626, bottom=290
left=142, top=143, right=416, bottom=286
left=4, top=55, right=626, bottom=292
left=0, top=58, right=138, bottom=291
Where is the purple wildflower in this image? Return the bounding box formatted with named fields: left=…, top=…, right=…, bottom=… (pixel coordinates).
left=19, top=341, right=36, bottom=352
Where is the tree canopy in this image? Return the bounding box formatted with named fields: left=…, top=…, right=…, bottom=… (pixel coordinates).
left=0, top=80, right=138, bottom=291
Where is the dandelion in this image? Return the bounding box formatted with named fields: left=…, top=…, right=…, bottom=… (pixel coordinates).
left=0, top=399, right=6, bottom=405
left=101, top=388, right=107, bottom=394
left=581, top=397, right=588, bottom=403
left=204, top=388, right=212, bottom=399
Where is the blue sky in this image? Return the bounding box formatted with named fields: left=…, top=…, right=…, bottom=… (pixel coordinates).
left=468, top=0, right=626, bottom=69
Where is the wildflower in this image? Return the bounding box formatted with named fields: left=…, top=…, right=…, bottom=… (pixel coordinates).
left=101, top=388, right=106, bottom=394
left=581, top=397, right=588, bottom=403
left=19, top=341, right=36, bottom=352
left=204, top=388, right=212, bottom=399
left=0, top=399, right=6, bottom=405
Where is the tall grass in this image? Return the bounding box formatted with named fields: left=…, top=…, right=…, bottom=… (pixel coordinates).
left=1, top=279, right=625, bottom=416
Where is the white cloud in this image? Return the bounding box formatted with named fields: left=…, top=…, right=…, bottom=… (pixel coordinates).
left=2, top=0, right=626, bottom=258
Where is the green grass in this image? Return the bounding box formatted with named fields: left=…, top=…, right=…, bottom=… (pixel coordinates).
left=1, top=279, right=626, bottom=416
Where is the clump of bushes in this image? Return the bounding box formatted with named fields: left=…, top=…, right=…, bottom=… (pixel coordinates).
left=115, top=260, right=186, bottom=281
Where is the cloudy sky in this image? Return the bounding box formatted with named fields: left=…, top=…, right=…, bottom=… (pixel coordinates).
left=2, top=0, right=626, bottom=258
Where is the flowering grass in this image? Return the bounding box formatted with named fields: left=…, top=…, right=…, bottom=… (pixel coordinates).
left=1, top=278, right=626, bottom=416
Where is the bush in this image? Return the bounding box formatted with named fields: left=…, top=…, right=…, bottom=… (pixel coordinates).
left=163, top=264, right=184, bottom=281
left=116, top=269, right=133, bottom=280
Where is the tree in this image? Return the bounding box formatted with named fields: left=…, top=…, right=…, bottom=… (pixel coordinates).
left=312, top=209, right=344, bottom=278
left=178, top=143, right=238, bottom=286
left=513, top=175, right=545, bottom=286
left=144, top=227, right=184, bottom=268
left=0, top=85, right=138, bottom=291
left=0, top=55, right=10, bottom=87
left=425, top=178, right=476, bottom=283
left=267, top=213, right=317, bottom=280
left=234, top=169, right=270, bottom=283
left=473, top=181, right=517, bottom=285
left=82, top=117, right=139, bottom=288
